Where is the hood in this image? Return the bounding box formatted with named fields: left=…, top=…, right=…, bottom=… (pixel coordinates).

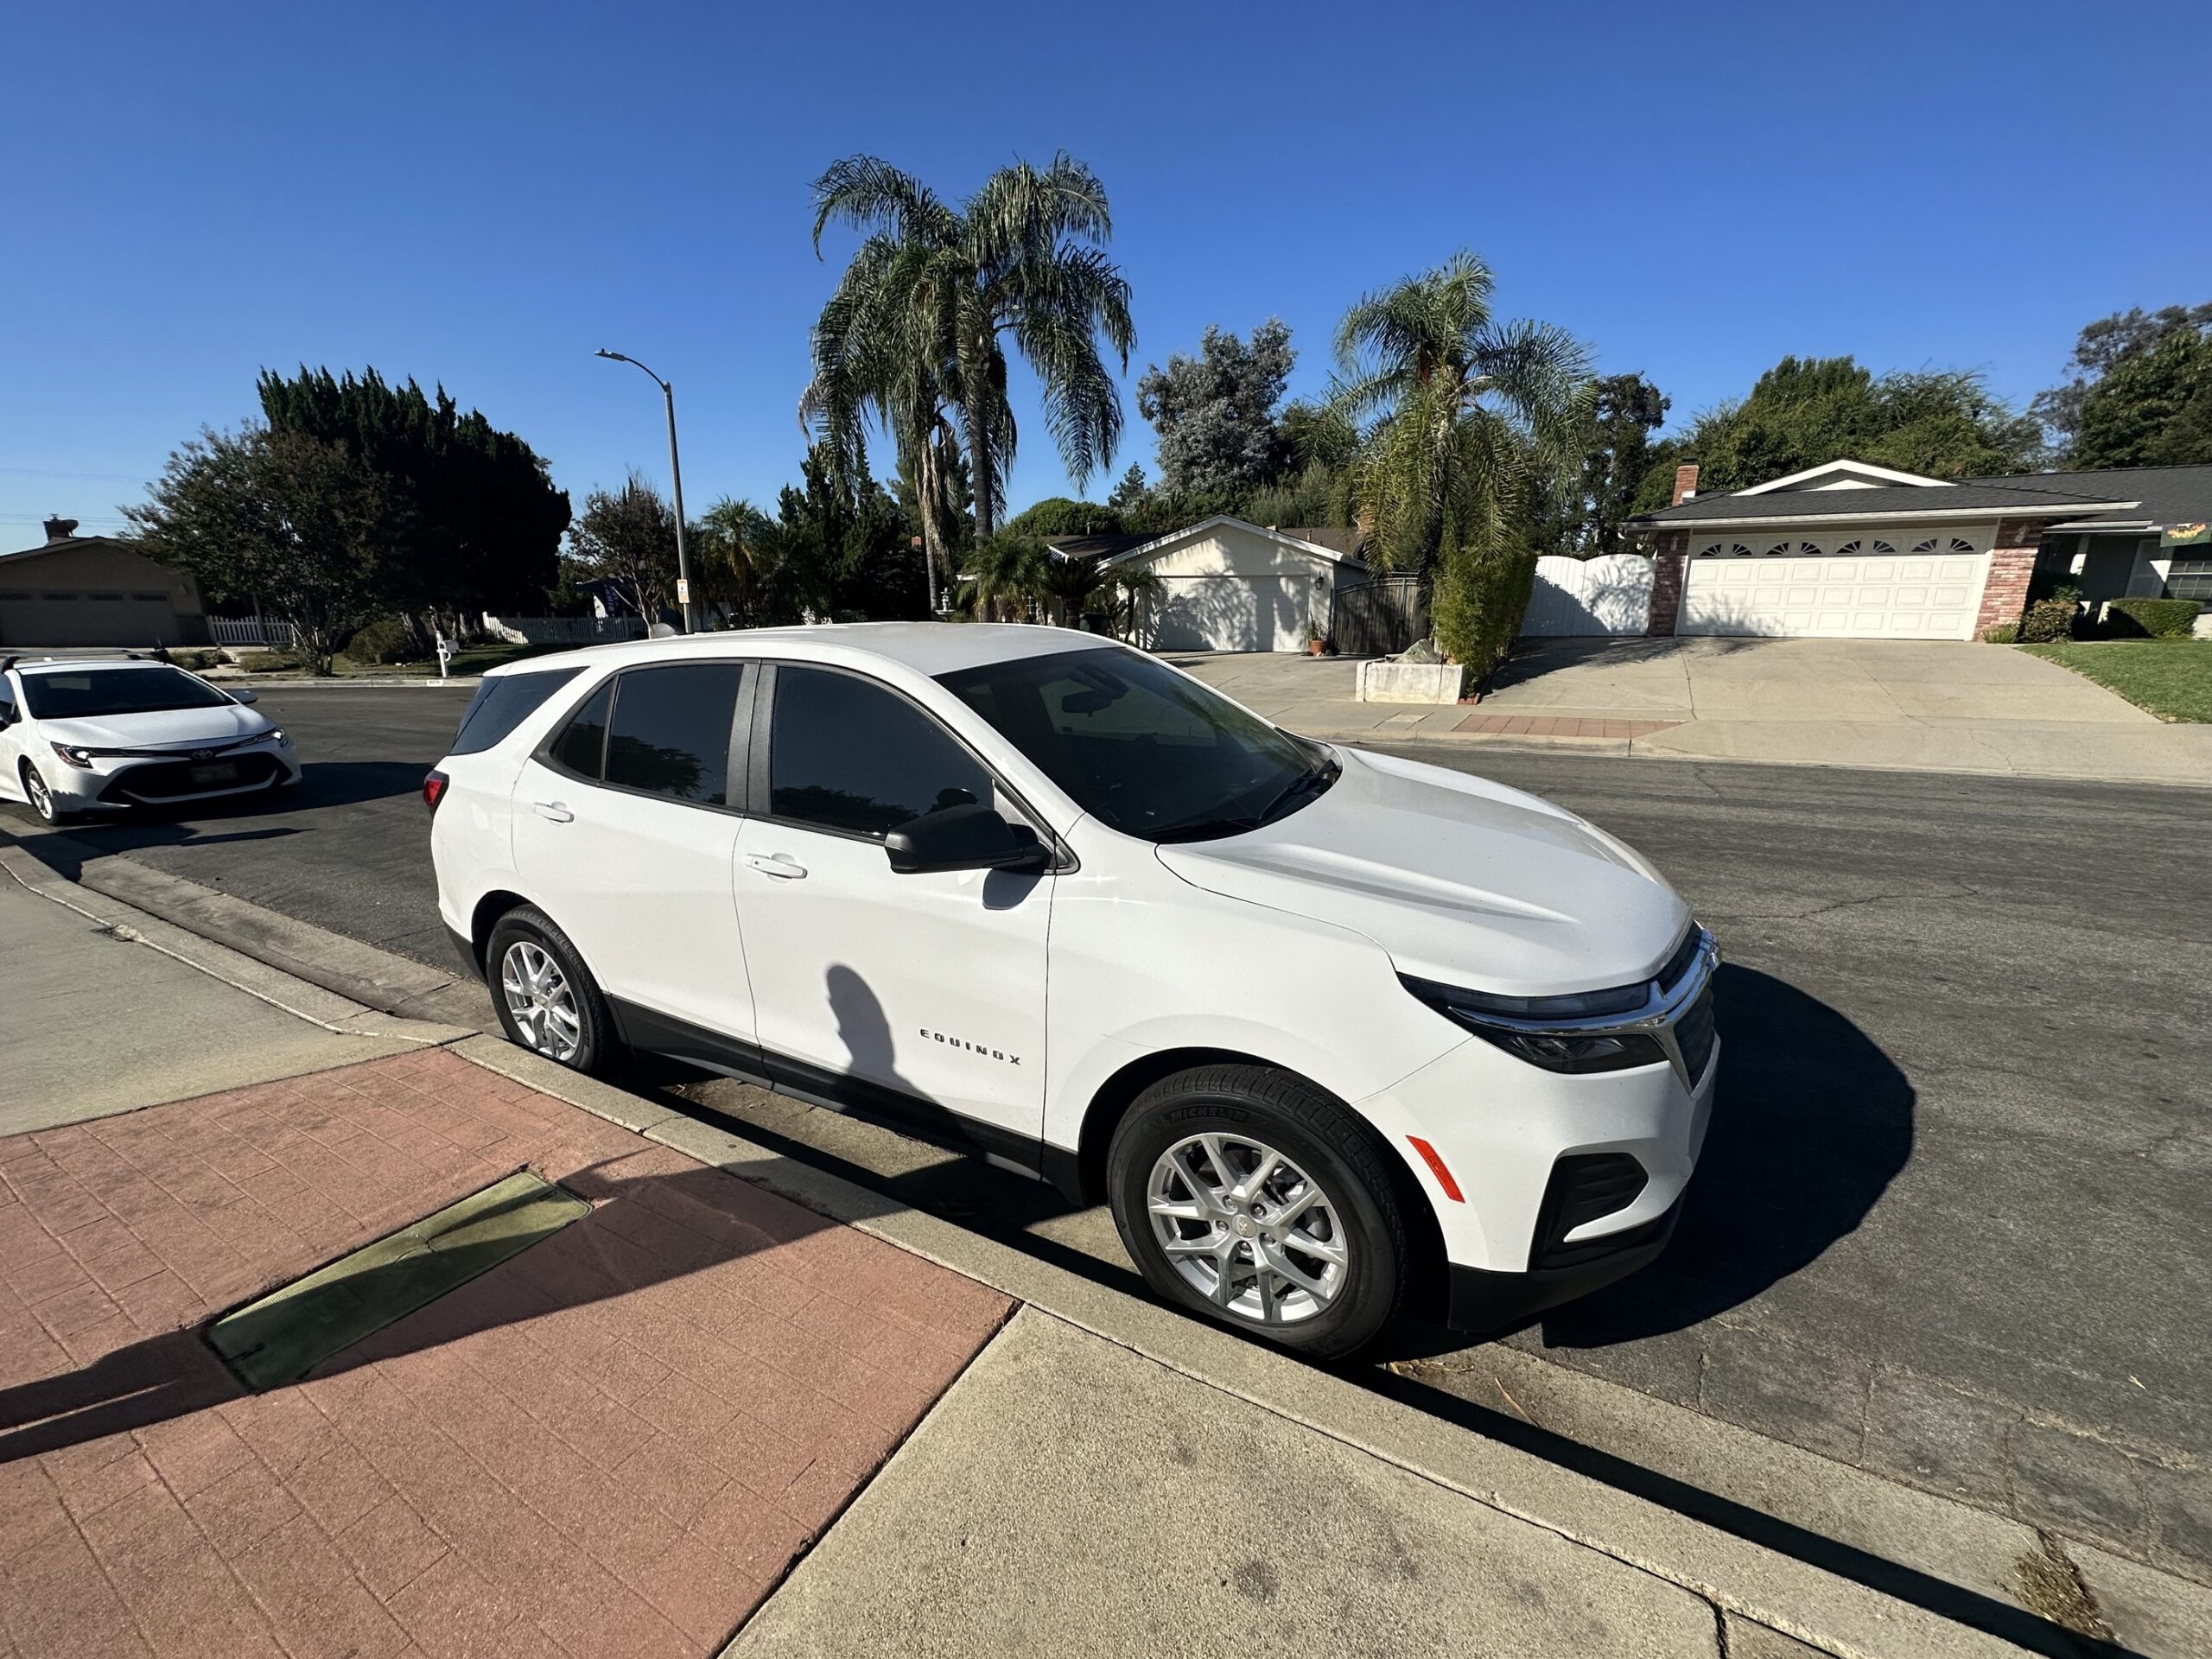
left=1154, top=747, right=1689, bottom=996
left=40, top=703, right=272, bottom=751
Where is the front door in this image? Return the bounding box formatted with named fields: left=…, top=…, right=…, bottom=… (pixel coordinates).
left=510, top=661, right=756, bottom=1046
left=734, top=664, right=1052, bottom=1153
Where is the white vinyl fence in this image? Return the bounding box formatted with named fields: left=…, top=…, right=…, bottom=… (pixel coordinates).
left=1521, top=554, right=1654, bottom=637
left=207, top=616, right=299, bottom=647
left=479, top=613, right=650, bottom=645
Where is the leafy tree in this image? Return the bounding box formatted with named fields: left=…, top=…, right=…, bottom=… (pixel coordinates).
left=563, top=475, right=679, bottom=626
left=2054, top=310, right=2212, bottom=469
left=1333, top=251, right=1592, bottom=586
left=1634, top=356, right=2044, bottom=508
left=1531, top=372, right=1669, bottom=556
left=257, top=366, right=569, bottom=624
left=1135, top=320, right=1295, bottom=499
left=1002, top=497, right=1122, bottom=538
left=2032, top=303, right=2212, bottom=460
left=1107, top=463, right=1149, bottom=513
left=690, top=498, right=778, bottom=627
left=126, top=426, right=397, bottom=673
left=809, top=152, right=1135, bottom=543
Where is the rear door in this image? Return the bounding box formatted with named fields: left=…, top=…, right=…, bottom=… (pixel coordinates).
left=510, top=661, right=757, bottom=1050
left=732, top=664, right=1052, bottom=1155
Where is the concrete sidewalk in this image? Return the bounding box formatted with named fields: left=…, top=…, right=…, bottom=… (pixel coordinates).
left=1176, top=639, right=2212, bottom=785
left=10, top=848, right=2205, bottom=1656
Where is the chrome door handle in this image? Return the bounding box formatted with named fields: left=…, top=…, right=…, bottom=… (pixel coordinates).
left=532, top=801, right=575, bottom=823
left=745, top=851, right=806, bottom=880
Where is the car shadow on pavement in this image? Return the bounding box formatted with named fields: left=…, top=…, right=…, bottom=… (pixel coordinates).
left=0, top=1154, right=897, bottom=1467
left=1533, top=963, right=1913, bottom=1350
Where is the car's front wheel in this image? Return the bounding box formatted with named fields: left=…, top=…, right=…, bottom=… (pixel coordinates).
left=485, top=906, right=615, bottom=1074
left=1106, top=1064, right=1410, bottom=1359
left=21, top=762, right=67, bottom=825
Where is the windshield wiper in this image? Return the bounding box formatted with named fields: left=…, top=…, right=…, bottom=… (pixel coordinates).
left=1253, top=753, right=1340, bottom=827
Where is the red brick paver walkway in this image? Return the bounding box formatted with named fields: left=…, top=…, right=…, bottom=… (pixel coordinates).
left=1453, top=713, right=1683, bottom=739
left=0, top=1048, right=1014, bottom=1658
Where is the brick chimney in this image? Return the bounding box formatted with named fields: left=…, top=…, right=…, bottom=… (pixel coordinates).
left=43, top=515, right=79, bottom=542
left=1671, top=465, right=1699, bottom=506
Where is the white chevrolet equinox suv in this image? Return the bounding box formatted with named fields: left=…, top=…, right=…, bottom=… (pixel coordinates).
left=428, top=625, right=1717, bottom=1357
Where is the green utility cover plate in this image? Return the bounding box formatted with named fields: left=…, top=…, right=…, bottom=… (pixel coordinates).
left=208, top=1170, right=590, bottom=1391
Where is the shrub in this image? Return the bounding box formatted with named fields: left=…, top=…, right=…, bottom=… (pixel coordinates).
left=1980, top=624, right=2018, bottom=645
left=344, top=614, right=421, bottom=664
left=1433, top=540, right=1538, bottom=690
left=166, top=648, right=224, bottom=671
left=2102, top=597, right=2203, bottom=639
left=2016, top=598, right=2081, bottom=644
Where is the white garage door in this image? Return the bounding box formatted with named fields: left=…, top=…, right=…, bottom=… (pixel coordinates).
left=1152, top=576, right=1313, bottom=652
left=1681, top=537, right=1989, bottom=639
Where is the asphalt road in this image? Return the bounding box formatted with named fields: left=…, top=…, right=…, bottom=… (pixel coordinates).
left=8, top=683, right=2209, bottom=1571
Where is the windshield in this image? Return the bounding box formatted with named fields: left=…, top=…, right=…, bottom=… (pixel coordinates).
left=19, top=666, right=237, bottom=721
left=937, top=645, right=1333, bottom=842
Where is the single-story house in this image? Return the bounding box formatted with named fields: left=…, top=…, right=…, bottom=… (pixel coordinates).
left=0, top=518, right=210, bottom=647
left=1624, top=461, right=2212, bottom=639
left=1048, top=516, right=1368, bottom=652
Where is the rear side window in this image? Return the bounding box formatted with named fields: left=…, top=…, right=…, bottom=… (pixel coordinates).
left=451, top=668, right=585, bottom=755
left=605, top=663, right=744, bottom=806
left=768, top=666, right=993, bottom=837
left=546, top=679, right=613, bottom=779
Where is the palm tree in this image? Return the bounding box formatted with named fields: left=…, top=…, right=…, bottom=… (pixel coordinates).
left=1107, top=563, right=1163, bottom=643
left=1332, top=252, right=1592, bottom=583
left=690, top=498, right=774, bottom=627
left=963, top=531, right=1046, bottom=622
left=1038, top=550, right=1110, bottom=628
left=807, top=153, right=1135, bottom=546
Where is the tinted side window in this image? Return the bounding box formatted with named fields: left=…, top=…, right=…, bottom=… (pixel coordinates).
left=547, top=680, right=613, bottom=779
left=769, top=667, right=993, bottom=837
left=451, top=668, right=585, bottom=755
left=605, top=663, right=744, bottom=806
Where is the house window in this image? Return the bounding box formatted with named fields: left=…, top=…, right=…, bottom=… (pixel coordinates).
left=1728, top=543, right=1752, bottom=558
left=1949, top=538, right=1976, bottom=555
left=1763, top=542, right=1790, bottom=557
left=2167, top=558, right=2212, bottom=601
left=1696, top=543, right=1722, bottom=558
left=1837, top=541, right=1863, bottom=556
left=1911, top=537, right=1938, bottom=553
left=1871, top=541, right=1897, bottom=556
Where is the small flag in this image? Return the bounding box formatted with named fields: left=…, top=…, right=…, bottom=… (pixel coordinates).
left=2161, top=523, right=2209, bottom=548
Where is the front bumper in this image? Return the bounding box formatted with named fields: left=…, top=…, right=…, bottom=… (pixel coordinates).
left=46, top=743, right=300, bottom=809
left=1355, top=1008, right=1719, bottom=1326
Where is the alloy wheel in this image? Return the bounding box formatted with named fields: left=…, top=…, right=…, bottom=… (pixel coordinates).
left=24, top=767, right=56, bottom=823
left=1146, top=1132, right=1348, bottom=1325
left=499, top=940, right=582, bottom=1062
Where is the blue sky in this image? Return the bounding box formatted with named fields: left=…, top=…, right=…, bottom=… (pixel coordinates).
left=5, top=0, right=2207, bottom=543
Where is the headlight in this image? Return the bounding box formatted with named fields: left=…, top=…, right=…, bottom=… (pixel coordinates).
left=1400, top=974, right=1669, bottom=1075
left=49, top=742, right=94, bottom=770
left=266, top=728, right=289, bottom=745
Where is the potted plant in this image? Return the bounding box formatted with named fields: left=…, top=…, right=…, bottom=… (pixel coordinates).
left=1306, top=620, right=1327, bottom=657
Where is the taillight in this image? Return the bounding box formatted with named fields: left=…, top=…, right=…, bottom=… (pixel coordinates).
left=423, top=770, right=450, bottom=814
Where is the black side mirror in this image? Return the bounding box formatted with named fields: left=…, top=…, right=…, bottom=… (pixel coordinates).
left=885, top=803, right=1051, bottom=875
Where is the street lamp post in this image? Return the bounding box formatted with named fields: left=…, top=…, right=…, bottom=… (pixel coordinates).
left=594, top=349, right=692, bottom=632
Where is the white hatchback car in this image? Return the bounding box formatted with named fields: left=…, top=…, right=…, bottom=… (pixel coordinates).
left=429, top=626, right=1717, bottom=1356
left=0, top=656, right=299, bottom=823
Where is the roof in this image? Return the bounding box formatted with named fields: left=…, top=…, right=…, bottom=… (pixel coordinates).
left=1105, top=515, right=1367, bottom=569
left=0, top=534, right=148, bottom=565
left=1632, top=469, right=2139, bottom=530
left=486, top=621, right=1119, bottom=683
left=1042, top=531, right=1150, bottom=560
left=1277, top=525, right=1365, bottom=557
left=1961, top=464, right=2212, bottom=531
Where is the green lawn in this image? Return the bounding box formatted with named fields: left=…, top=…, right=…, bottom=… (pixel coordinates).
left=2021, top=639, right=2212, bottom=723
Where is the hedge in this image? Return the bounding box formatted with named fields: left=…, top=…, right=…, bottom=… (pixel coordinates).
left=2016, top=598, right=2080, bottom=644
left=2101, top=598, right=2203, bottom=639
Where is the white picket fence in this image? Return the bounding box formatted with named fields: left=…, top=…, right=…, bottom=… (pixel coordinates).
left=207, top=616, right=299, bottom=647
left=1521, top=554, right=1654, bottom=637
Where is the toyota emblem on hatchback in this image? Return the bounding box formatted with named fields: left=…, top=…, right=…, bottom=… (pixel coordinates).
left=191, top=748, right=217, bottom=760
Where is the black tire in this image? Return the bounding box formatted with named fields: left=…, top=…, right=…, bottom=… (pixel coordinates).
left=1106, top=1064, right=1410, bottom=1359
left=483, top=905, right=618, bottom=1075
left=21, top=761, right=66, bottom=825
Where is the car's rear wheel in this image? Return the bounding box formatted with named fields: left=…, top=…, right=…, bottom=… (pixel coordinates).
left=21, top=762, right=66, bottom=825
left=486, top=906, right=614, bottom=1074
left=1106, top=1064, right=1409, bottom=1359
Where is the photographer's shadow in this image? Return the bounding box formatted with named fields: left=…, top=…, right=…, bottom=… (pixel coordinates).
left=1535, top=962, right=1913, bottom=1348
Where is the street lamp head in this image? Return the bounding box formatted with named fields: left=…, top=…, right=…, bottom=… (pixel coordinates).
left=594, top=348, right=623, bottom=361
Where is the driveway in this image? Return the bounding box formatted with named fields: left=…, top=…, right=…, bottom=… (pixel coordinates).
left=1174, top=640, right=2212, bottom=785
